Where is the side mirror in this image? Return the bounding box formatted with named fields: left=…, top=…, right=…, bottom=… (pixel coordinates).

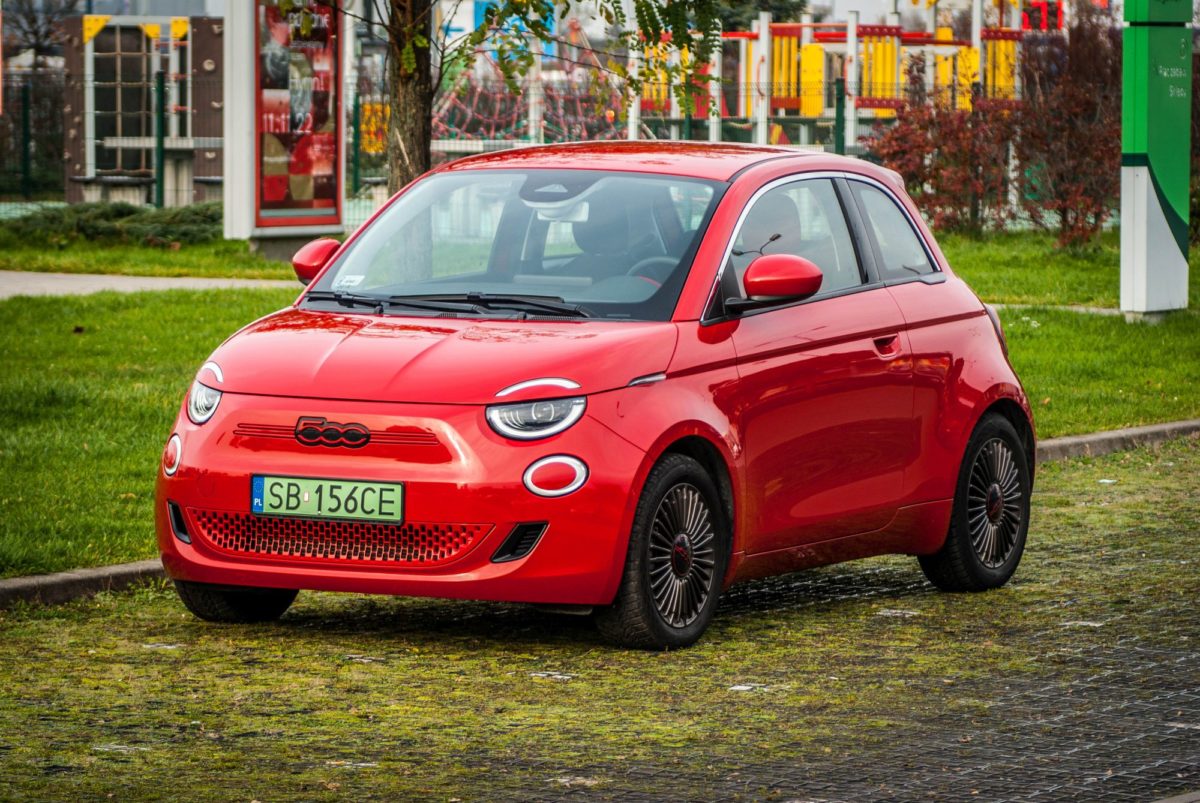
left=727, top=253, right=824, bottom=313
left=292, top=238, right=340, bottom=285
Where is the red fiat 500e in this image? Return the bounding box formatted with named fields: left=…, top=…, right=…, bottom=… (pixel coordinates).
left=157, top=142, right=1034, bottom=649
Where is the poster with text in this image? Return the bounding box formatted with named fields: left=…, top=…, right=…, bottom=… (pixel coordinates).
left=256, top=0, right=341, bottom=228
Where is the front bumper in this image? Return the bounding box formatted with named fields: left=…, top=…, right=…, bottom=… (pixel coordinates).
left=156, top=392, right=646, bottom=606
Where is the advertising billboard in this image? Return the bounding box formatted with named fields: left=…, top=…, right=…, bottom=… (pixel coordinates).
left=255, top=0, right=342, bottom=228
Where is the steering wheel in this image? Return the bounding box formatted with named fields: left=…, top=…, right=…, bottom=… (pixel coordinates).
left=625, top=256, right=679, bottom=285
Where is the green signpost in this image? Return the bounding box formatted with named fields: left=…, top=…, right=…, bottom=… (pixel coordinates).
left=1120, top=0, right=1192, bottom=312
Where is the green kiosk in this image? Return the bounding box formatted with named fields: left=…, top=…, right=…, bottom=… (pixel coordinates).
left=1121, top=0, right=1192, bottom=313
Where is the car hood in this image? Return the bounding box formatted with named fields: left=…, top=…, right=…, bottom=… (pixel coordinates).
left=206, top=308, right=679, bottom=404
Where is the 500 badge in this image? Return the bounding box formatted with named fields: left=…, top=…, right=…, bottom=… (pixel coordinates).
left=294, top=417, right=371, bottom=448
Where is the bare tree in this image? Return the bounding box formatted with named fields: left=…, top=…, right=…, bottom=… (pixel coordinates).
left=335, top=0, right=723, bottom=192
left=4, top=0, right=81, bottom=69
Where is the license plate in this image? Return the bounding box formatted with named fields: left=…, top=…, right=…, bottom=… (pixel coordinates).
left=251, top=476, right=404, bottom=524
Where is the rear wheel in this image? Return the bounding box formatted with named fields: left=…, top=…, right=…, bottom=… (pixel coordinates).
left=919, top=413, right=1031, bottom=591
left=594, top=454, right=729, bottom=649
left=174, top=580, right=297, bottom=623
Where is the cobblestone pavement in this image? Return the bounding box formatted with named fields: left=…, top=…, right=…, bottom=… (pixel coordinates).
left=1, top=441, right=1197, bottom=801
left=497, top=569, right=1199, bottom=802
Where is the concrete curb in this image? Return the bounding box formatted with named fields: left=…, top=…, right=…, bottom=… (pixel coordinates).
left=0, top=559, right=164, bottom=609
left=1035, top=418, right=1200, bottom=464
left=1152, top=793, right=1200, bottom=803
left=2, top=420, right=1197, bottom=610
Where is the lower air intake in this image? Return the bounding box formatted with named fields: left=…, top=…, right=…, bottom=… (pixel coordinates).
left=191, top=510, right=491, bottom=566
left=491, top=522, right=548, bottom=563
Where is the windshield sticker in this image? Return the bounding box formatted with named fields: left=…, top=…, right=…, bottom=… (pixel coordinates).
left=332, top=274, right=365, bottom=290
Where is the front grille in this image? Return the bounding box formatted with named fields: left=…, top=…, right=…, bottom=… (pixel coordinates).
left=191, top=509, right=492, bottom=566
left=233, top=422, right=439, bottom=446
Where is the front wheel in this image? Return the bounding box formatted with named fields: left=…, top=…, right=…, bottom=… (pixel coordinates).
left=919, top=413, right=1031, bottom=591
left=594, top=454, right=730, bottom=649
left=174, top=580, right=298, bottom=623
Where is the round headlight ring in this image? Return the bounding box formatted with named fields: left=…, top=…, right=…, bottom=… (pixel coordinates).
left=485, top=397, right=586, bottom=440
left=187, top=380, right=222, bottom=425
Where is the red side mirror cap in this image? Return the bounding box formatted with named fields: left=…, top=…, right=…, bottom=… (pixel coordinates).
left=742, top=253, right=824, bottom=302
left=292, top=238, right=340, bottom=285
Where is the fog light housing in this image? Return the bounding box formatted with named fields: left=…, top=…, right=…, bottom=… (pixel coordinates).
left=522, top=455, right=588, bottom=497
left=163, top=433, right=182, bottom=476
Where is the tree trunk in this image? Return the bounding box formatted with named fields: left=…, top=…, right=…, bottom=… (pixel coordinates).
left=386, top=1, right=435, bottom=194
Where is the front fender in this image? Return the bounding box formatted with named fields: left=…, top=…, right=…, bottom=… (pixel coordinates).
left=587, top=378, right=744, bottom=588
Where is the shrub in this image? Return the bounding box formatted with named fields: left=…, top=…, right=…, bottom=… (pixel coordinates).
left=1015, top=6, right=1122, bottom=247
left=866, top=64, right=1017, bottom=234
left=0, top=201, right=223, bottom=247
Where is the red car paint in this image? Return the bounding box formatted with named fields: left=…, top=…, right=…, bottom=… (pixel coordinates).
left=157, top=142, right=1033, bottom=607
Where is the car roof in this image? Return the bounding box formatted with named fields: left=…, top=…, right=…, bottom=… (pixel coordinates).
left=439, top=140, right=860, bottom=182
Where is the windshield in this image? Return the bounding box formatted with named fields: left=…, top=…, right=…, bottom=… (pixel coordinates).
left=307, top=169, right=723, bottom=321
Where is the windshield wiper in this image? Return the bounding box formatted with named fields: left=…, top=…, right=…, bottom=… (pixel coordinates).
left=405, top=292, right=593, bottom=318
left=304, top=290, right=481, bottom=315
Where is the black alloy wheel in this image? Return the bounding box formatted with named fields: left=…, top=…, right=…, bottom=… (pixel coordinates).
left=919, top=413, right=1031, bottom=592
left=966, top=437, right=1024, bottom=569
left=595, top=453, right=730, bottom=649
left=648, top=483, right=719, bottom=628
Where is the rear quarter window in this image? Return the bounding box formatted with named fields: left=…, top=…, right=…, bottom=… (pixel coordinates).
left=852, top=183, right=937, bottom=281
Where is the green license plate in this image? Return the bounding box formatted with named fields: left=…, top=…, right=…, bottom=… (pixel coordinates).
left=251, top=476, right=404, bottom=523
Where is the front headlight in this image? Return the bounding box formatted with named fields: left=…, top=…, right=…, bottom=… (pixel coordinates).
left=485, top=397, right=586, bottom=440
left=187, top=380, right=222, bottom=425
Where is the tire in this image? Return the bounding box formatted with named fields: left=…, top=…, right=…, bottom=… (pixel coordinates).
left=174, top=580, right=298, bottom=623
left=594, top=453, right=730, bottom=649
left=919, top=413, right=1031, bottom=592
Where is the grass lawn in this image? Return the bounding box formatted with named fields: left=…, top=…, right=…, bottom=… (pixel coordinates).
left=941, top=229, right=1200, bottom=309
left=3, top=224, right=1197, bottom=312
left=0, top=289, right=295, bottom=577
left=1, top=289, right=1198, bottom=577
left=1002, top=307, right=1200, bottom=436
left=0, top=439, right=1195, bottom=798
left=0, top=238, right=292, bottom=280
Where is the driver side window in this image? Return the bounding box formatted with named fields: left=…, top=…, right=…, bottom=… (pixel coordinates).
left=726, top=178, right=863, bottom=299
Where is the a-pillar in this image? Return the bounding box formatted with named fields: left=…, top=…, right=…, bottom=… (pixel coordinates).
left=1120, top=0, right=1191, bottom=312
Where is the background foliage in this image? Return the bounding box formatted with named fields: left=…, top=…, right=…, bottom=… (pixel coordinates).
left=868, top=7, right=1125, bottom=246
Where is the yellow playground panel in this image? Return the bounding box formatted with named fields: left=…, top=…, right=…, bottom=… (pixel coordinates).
left=650, top=17, right=1024, bottom=120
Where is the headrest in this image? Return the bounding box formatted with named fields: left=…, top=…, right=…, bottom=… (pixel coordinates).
left=745, top=192, right=801, bottom=242
left=572, top=201, right=629, bottom=255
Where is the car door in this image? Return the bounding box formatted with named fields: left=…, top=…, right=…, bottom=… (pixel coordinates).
left=845, top=178, right=988, bottom=503
left=718, top=176, right=917, bottom=554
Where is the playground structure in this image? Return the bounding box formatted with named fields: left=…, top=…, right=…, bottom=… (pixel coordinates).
left=58, top=14, right=224, bottom=208
left=351, top=0, right=1039, bottom=159
left=633, top=0, right=1030, bottom=153
left=25, top=0, right=1080, bottom=212
left=37, top=2, right=1040, bottom=214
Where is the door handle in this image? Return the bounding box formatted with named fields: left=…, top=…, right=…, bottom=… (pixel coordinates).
left=873, top=334, right=901, bottom=357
